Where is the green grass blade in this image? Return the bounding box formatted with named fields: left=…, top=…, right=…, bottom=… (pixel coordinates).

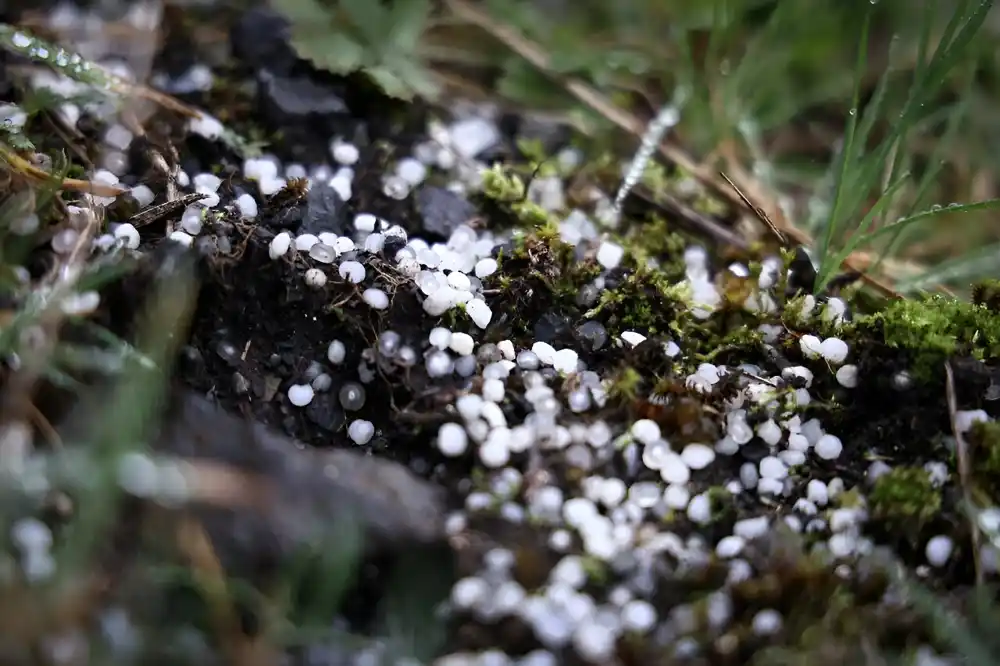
left=896, top=241, right=1000, bottom=293
left=816, top=6, right=872, bottom=264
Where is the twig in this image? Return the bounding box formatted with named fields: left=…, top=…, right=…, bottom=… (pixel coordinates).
left=176, top=515, right=277, bottom=666
left=0, top=147, right=126, bottom=197
left=944, top=359, right=983, bottom=587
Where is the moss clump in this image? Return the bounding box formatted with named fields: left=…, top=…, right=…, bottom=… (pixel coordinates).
left=868, top=467, right=941, bottom=536
left=584, top=267, right=690, bottom=336
left=607, top=366, right=643, bottom=405
left=967, top=420, right=1000, bottom=495
left=480, top=164, right=551, bottom=228
left=972, top=278, right=1000, bottom=312
left=860, top=295, right=1000, bottom=379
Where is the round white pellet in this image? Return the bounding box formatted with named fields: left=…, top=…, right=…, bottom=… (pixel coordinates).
left=130, top=184, right=155, bottom=207
left=836, top=364, right=859, bottom=388
left=820, top=337, right=849, bottom=364
left=428, top=327, right=452, bottom=350
left=287, top=384, right=314, bottom=406
left=620, top=599, right=657, bottom=633
left=925, top=535, right=954, bottom=567
left=659, top=453, right=691, bottom=484
left=552, top=348, right=579, bottom=374
left=304, top=268, right=327, bottom=288
left=715, top=535, right=745, bottom=558
left=681, top=443, right=715, bottom=470
left=449, top=332, right=475, bottom=356
left=339, top=260, right=366, bottom=283
left=630, top=419, right=661, bottom=446
left=269, top=231, right=292, bottom=259
left=295, top=233, right=320, bottom=251
left=348, top=419, right=375, bottom=445
left=437, top=422, right=468, bottom=457
left=447, top=271, right=472, bottom=291
left=354, top=213, right=377, bottom=233
left=331, top=140, right=359, bottom=165
left=815, top=434, right=843, bottom=460
left=478, top=438, right=510, bottom=468
left=686, top=493, right=712, bottom=524
left=596, top=241, right=625, bottom=269
left=475, top=258, right=498, bottom=278
left=236, top=193, right=258, bottom=219
left=362, top=288, right=389, bottom=310
left=466, top=299, right=492, bottom=329
left=752, top=609, right=783, bottom=636
left=114, top=223, right=140, bottom=249
left=799, top=334, right=823, bottom=359
left=168, top=230, right=194, bottom=247
left=759, top=456, right=788, bottom=480
left=327, top=340, right=346, bottom=364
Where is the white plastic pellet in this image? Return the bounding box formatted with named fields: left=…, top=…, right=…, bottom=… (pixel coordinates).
left=348, top=419, right=375, bottom=445
left=114, top=223, right=140, bottom=249
left=269, top=231, right=292, bottom=259
left=287, top=384, right=314, bottom=407
left=362, top=288, right=389, bottom=310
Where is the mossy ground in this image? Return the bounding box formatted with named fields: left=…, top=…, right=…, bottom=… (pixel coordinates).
left=4, top=3, right=1000, bottom=664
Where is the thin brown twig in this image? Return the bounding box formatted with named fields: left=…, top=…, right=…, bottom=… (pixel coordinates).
left=444, top=0, right=906, bottom=298
left=944, top=359, right=983, bottom=587
left=176, top=515, right=278, bottom=666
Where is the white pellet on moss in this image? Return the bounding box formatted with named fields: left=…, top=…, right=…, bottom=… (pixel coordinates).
left=475, top=257, right=498, bottom=278
left=295, top=233, right=319, bottom=251
left=52, top=229, right=78, bottom=254
left=362, top=288, right=389, bottom=310
left=287, top=384, right=314, bottom=407
left=596, top=241, right=625, bottom=269
left=820, top=337, right=849, bottom=364
left=466, top=299, right=492, bottom=329
left=799, top=334, right=823, bottom=359
left=348, top=419, right=375, bottom=445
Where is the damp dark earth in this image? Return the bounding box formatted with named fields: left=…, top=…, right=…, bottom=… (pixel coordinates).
left=1, top=2, right=1000, bottom=666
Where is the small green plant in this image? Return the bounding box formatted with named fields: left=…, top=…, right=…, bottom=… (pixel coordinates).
left=270, top=0, right=440, bottom=101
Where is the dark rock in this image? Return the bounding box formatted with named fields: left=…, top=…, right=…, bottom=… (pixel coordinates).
left=258, top=67, right=349, bottom=119
left=59, top=388, right=447, bottom=581
left=533, top=310, right=571, bottom=344
left=576, top=320, right=608, bottom=351
left=414, top=186, right=476, bottom=240
left=230, top=7, right=298, bottom=74
left=305, top=392, right=346, bottom=432
left=300, top=181, right=349, bottom=235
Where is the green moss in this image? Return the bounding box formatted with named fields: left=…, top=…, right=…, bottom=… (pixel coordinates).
left=967, top=420, right=1000, bottom=495
left=860, top=295, right=1000, bottom=379
left=584, top=266, right=690, bottom=336
left=607, top=366, right=643, bottom=404
left=868, top=467, right=941, bottom=536
left=620, top=215, right=688, bottom=278
left=480, top=164, right=552, bottom=229
left=972, top=278, right=1000, bottom=312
